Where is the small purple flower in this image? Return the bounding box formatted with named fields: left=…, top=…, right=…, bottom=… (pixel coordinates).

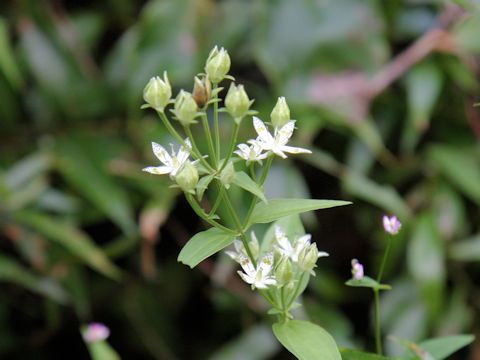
left=351, top=259, right=364, bottom=280
left=383, top=215, right=401, bottom=235
left=83, top=322, right=110, bottom=343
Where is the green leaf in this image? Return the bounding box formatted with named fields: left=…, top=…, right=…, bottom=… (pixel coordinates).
left=232, top=171, right=267, bottom=203
left=196, top=174, right=215, bottom=201
left=56, top=138, right=136, bottom=235
left=417, top=335, right=474, bottom=359
left=178, top=227, right=236, bottom=268
left=13, top=210, right=121, bottom=280
left=0, top=255, right=69, bottom=304
left=345, top=276, right=391, bottom=291
left=0, top=18, right=23, bottom=89
left=248, top=199, right=351, bottom=225
left=428, top=145, right=480, bottom=205
left=272, top=320, right=341, bottom=360
left=341, top=349, right=397, bottom=359
left=449, top=233, right=480, bottom=262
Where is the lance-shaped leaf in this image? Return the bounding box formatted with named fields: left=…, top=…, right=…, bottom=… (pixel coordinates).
left=178, top=227, right=236, bottom=268
left=341, top=349, right=397, bottom=360
left=232, top=171, right=267, bottom=203
left=13, top=210, right=121, bottom=280
left=272, top=320, right=341, bottom=360
left=345, top=276, right=391, bottom=291
left=248, top=199, right=351, bottom=226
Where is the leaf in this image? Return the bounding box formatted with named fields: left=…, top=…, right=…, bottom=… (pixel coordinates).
left=0, top=18, right=23, bottom=89
left=341, top=349, right=397, bottom=360
left=428, top=145, right=480, bottom=205
left=449, top=234, right=480, bottom=261
left=13, top=210, right=121, bottom=280
left=178, top=227, right=236, bottom=268
left=417, top=334, right=474, bottom=359
left=272, top=320, right=341, bottom=360
left=56, top=138, right=136, bottom=235
left=232, top=171, right=267, bottom=203
left=345, top=276, right=391, bottom=291
left=342, top=171, right=411, bottom=220
left=0, top=255, right=68, bottom=304
left=248, top=199, right=351, bottom=225
left=407, top=213, right=445, bottom=320
left=196, top=174, right=215, bottom=201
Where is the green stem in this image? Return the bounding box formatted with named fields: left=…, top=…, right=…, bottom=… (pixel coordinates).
left=184, top=126, right=215, bottom=172
left=208, top=186, right=224, bottom=216
left=242, top=155, right=274, bottom=228
left=201, top=113, right=217, bottom=166
left=158, top=111, right=214, bottom=172
left=185, top=193, right=235, bottom=234
left=249, top=163, right=257, bottom=181
left=374, top=289, right=382, bottom=355
left=286, top=271, right=306, bottom=309
left=213, top=84, right=221, bottom=162
left=377, top=236, right=392, bottom=283
left=218, top=122, right=239, bottom=172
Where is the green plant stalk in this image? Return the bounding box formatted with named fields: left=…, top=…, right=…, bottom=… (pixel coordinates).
left=218, top=122, right=239, bottom=172
left=158, top=111, right=214, bottom=172
left=213, top=84, right=221, bottom=162
left=286, top=271, right=306, bottom=309
left=249, top=163, right=257, bottom=181
left=201, top=113, right=217, bottom=166
left=208, top=185, right=225, bottom=217
left=242, top=155, right=274, bottom=228
left=184, top=126, right=214, bottom=171
left=374, top=289, right=382, bottom=355
left=185, top=193, right=235, bottom=234
left=376, top=237, right=392, bottom=283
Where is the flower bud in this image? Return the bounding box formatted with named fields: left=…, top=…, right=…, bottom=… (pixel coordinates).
left=219, top=161, right=235, bottom=189
left=205, top=46, right=231, bottom=83
left=351, top=259, right=364, bottom=280
left=174, top=90, right=198, bottom=126
left=275, top=256, right=293, bottom=286
left=298, top=244, right=322, bottom=275
left=143, top=72, right=172, bottom=111
left=249, top=232, right=260, bottom=260
left=192, top=75, right=211, bottom=108
left=225, top=83, right=252, bottom=122
left=270, top=97, right=290, bottom=128
left=175, top=161, right=198, bottom=193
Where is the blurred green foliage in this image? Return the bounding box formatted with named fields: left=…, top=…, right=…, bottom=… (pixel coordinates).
left=1, top=0, right=480, bottom=358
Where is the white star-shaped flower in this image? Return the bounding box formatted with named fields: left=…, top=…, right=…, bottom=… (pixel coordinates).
left=237, top=253, right=277, bottom=289
left=252, top=117, right=312, bottom=159
left=143, top=139, right=192, bottom=177
left=234, top=141, right=268, bottom=163
left=275, top=227, right=328, bottom=262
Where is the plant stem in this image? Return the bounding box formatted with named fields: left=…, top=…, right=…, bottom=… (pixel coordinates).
left=213, top=84, right=221, bottom=162
left=184, top=126, right=214, bottom=171
left=218, top=122, right=239, bottom=172
left=242, top=155, right=274, bottom=228
left=286, top=271, right=306, bottom=309
left=185, top=193, right=235, bottom=234
left=208, top=185, right=224, bottom=216
left=157, top=111, right=214, bottom=172
left=249, top=163, right=257, bottom=181
left=201, top=113, right=217, bottom=166
left=377, top=236, right=392, bottom=283
left=374, top=289, right=382, bottom=355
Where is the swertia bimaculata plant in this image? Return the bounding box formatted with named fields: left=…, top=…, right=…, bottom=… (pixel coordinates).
left=141, top=46, right=351, bottom=359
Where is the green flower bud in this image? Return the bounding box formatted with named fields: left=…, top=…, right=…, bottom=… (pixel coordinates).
left=192, top=75, right=211, bottom=108
left=298, top=244, right=320, bottom=275
left=219, top=161, right=235, bottom=189
left=175, top=161, right=198, bottom=194
left=270, top=97, right=290, bottom=128
left=275, top=256, right=293, bottom=286
left=205, top=46, right=231, bottom=83
left=143, top=72, right=172, bottom=112
left=225, top=83, right=252, bottom=122
left=174, top=90, right=198, bottom=126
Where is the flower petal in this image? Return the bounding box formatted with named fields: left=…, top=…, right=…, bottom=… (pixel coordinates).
left=280, top=145, right=312, bottom=155
left=253, top=117, right=274, bottom=145
left=152, top=142, right=172, bottom=166
left=276, top=120, right=295, bottom=146
left=142, top=166, right=173, bottom=175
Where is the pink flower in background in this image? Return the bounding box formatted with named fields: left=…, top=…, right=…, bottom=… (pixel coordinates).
left=351, top=259, right=364, bottom=280
left=83, top=323, right=110, bottom=343
left=383, top=215, right=401, bottom=235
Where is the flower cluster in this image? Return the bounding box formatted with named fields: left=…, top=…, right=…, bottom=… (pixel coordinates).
left=226, top=227, right=328, bottom=309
